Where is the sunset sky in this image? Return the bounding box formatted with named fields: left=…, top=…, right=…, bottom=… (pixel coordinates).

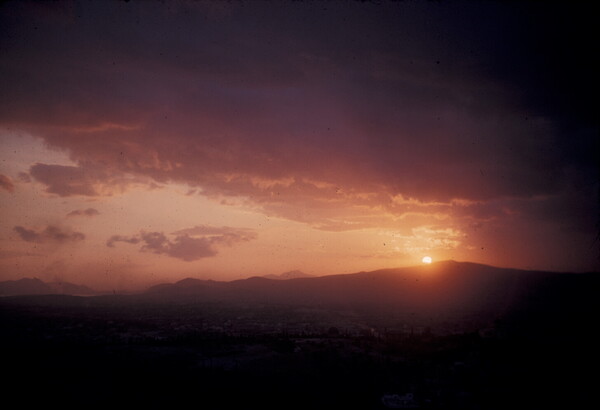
left=0, top=0, right=597, bottom=290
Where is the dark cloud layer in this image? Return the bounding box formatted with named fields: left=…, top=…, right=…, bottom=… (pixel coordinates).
left=29, top=163, right=100, bottom=196
left=29, top=162, right=153, bottom=197
left=0, top=2, right=597, bottom=236
left=107, top=226, right=257, bottom=261
left=14, top=225, right=85, bottom=243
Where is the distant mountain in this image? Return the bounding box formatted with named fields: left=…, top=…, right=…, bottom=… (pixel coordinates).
left=140, top=261, right=598, bottom=322
left=0, top=278, right=52, bottom=296
left=47, top=281, right=97, bottom=296
left=0, top=278, right=97, bottom=296
left=145, top=277, right=227, bottom=297
left=2, top=262, right=597, bottom=331
left=263, top=270, right=313, bottom=280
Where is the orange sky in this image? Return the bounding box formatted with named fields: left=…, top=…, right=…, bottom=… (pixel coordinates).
left=0, top=1, right=597, bottom=290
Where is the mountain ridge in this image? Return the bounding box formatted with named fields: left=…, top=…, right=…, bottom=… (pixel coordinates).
left=0, top=277, right=98, bottom=297
left=262, top=270, right=314, bottom=280
left=2, top=261, right=593, bottom=301
left=137, top=261, right=597, bottom=320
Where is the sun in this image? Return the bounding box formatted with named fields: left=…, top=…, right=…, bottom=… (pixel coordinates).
left=422, top=256, right=432, bottom=264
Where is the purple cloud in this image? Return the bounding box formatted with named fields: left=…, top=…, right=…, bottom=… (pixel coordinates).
left=0, top=174, right=15, bottom=193
left=14, top=225, right=85, bottom=243
left=67, top=208, right=100, bottom=218
left=107, top=226, right=257, bottom=261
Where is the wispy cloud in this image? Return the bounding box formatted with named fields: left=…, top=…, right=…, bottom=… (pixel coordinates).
left=67, top=208, right=100, bottom=218
left=14, top=225, right=85, bottom=243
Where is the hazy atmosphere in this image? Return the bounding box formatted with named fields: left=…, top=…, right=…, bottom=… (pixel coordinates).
left=1, top=0, right=597, bottom=291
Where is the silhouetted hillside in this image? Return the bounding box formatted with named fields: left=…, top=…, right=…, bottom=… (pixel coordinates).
left=0, top=278, right=97, bottom=296
left=3, top=261, right=597, bottom=331
left=47, top=281, right=97, bottom=296
left=0, top=278, right=51, bottom=296
left=263, top=270, right=313, bottom=280
left=138, top=261, right=598, bottom=326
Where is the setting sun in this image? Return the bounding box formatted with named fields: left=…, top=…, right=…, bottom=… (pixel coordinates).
left=422, top=256, right=433, bottom=264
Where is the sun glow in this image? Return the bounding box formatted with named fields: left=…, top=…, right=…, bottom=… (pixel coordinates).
left=422, top=256, right=432, bottom=264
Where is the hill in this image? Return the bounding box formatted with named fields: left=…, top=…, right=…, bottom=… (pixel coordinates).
left=140, top=260, right=598, bottom=325
left=262, top=270, right=313, bottom=280
left=3, top=261, right=596, bottom=329
left=0, top=277, right=97, bottom=296
left=0, top=278, right=52, bottom=296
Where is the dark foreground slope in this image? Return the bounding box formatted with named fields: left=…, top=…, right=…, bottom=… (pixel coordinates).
left=0, top=262, right=597, bottom=409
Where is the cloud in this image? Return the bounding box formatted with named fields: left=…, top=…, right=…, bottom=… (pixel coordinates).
left=0, top=1, right=596, bottom=236
left=14, top=225, right=85, bottom=243
left=143, top=232, right=218, bottom=261
left=17, top=172, right=31, bottom=183
left=28, top=162, right=155, bottom=197
left=28, top=160, right=167, bottom=197
left=107, top=226, right=257, bottom=261
left=172, top=225, right=258, bottom=242
left=0, top=174, right=15, bottom=193
left=29, top=163, right=99, bottom=196
left=106, top=235, right=141, bottom=248
left=67, top=208, right=100, bottom=218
